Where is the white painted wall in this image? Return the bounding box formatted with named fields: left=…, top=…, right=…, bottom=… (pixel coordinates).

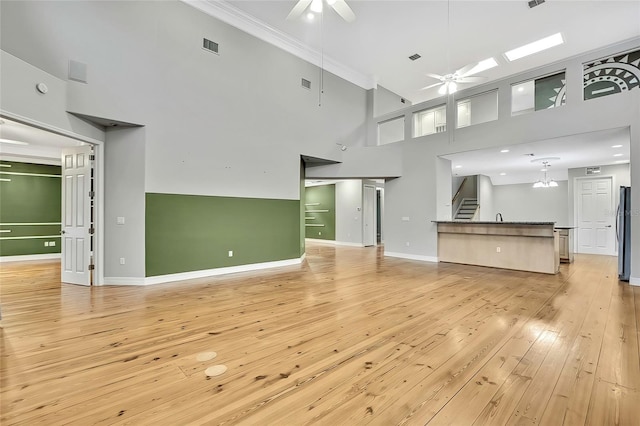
left=477, top=175, right=494, bottom=221
left=335, top=180, right=363, bottom=245
left=0, top=0, right=368, bottom=202
left=104, top=127, right=146, bottom=278
left=493, top=181, right=569, bottom=225
left=0, top=51, right=104, bottom=142
left=375, top=85, right=411, bottom=117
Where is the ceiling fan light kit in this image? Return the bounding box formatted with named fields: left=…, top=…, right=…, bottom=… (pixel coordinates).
left=287, top=0, right=355, bottom=22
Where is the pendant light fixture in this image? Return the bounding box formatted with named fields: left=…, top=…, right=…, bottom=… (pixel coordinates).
left=532, top=161, right=558, bottom=188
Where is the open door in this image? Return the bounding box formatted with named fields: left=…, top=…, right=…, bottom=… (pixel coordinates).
left=61, top=146, right=93, bottom=285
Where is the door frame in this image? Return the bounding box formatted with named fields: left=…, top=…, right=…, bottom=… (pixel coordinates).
left=363, top=184, right=376, bottom=247
left=573, top=174, right=616, bottom=256
left=1, top=111, right=105, bottom=285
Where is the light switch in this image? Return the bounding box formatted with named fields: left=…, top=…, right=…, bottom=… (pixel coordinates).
left=116, top=216, right=125, bottom=225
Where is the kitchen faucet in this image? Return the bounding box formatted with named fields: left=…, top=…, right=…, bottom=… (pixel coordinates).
left=496, top=213, right=503, bottom=222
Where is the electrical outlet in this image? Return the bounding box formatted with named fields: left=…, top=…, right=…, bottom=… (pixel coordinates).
left=228, top=250, right=233, bottom=257
left=49, top=241, right=55, bottom=247
left=120, top=257, right=125, bottom=265
left=496, top=247, right=501, bottom=253
left=44, top=241, right=49, bottom=247
left=116, top=216, right=125, bottom=225
left=319, top=231, right=322, bottom=235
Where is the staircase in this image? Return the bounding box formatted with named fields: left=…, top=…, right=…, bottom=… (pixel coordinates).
left=454, top=198, right=479, bottom=220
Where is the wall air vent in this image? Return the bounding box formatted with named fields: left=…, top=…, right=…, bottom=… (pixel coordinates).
left=528, top=0, right=545, bottom=8
left=203, top=38, right=219, bottom=54
left=586, top=166, right=601, bottom=175
left=301, top=78, right=311, bottom=90
left=408, top=54, right=421, bottom=61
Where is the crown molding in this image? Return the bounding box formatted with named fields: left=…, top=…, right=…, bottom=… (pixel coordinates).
left=182, top=0, right=377, bottom=90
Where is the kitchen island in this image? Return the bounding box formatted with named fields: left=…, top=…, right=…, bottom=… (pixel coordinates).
left=434, top=221, right=560, bottom=274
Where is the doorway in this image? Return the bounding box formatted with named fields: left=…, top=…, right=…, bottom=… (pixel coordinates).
left=0, top=115, right=103, bottom=285
left=574, top=176, right=616, bottom=255
left=363, top=185, right=376, bottom=247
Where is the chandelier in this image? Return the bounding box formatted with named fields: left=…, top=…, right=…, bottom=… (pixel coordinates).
left=533, top=161, right=558, bottom=188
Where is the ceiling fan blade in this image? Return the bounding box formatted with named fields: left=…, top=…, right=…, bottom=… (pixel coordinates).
left=455, top=62, right=477, bottom=77
left=420, top=83, right=443, bottom=90
left=456, top=76, right=488, bottom=83
left=330, top=0, right=356, bottom=22
left=425, top=73, right=444, bottom=81
left=286, top=0, right=312, bottom=20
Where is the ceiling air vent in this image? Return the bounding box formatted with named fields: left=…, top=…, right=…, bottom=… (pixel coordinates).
left=301, top=78, right=311, bottom=90
left=528, top=0, right=545, bottom=8
left=408, top=54, right=421, bottom=61
left=203, top=38, right=219, bottom=54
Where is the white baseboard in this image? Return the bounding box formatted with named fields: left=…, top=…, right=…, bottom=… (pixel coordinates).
left=140, top=256, right=304, bottom=286
left=384, top=251, right=438, bottom=263
left=0, top=253, right=61, bottom=263
left=305, top=238, right=336, bottom=245
left=629, top=276, right=640, bottom=286
left=103, top=277, right=147, bottom=286
left=335, top=241, right=364, bottom=247
left=305, top=238, right=366, bottom=247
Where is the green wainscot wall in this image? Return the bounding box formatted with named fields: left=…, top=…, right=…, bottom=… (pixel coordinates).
left=304, top=184, right=335, bottom=240
left=0, top=161, right=62, bottom=256
left=145, top=193, right=301, bottom=276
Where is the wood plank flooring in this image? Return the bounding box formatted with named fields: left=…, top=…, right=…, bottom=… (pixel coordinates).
left=1, top=243, right=639, bottom=425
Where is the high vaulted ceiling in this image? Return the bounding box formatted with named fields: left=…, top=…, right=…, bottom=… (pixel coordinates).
left=197, top=0, right=640, bottom=104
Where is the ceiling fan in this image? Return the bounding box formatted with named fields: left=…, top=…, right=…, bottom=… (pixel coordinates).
left=286, top=0, right=355, bottom=22
left=421, top=58, right=498, bottom=95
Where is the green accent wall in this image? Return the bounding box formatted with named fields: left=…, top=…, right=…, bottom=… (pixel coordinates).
left=145, top=193, right=301, bottom=277
left=0, top=161, right=62, bottom=256
left=304, top=184, right=336, bottom=240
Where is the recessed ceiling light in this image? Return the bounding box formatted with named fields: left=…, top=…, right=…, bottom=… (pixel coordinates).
left=454, top=165, right=462, bottom=169
left=504, top=32, right=564, bottom=62
left=611, top=144, right=623, bottom=148
left=464, top=58, right=499, bottom=76
left=500, top=149, right=509, bottom=153
left=613, top=153, right=623, bottom=157
left=499, top=172, right=507, bottom=176
left=0, top=138, right=29, bottom=146
left=306, top=12, right=314, bottom=20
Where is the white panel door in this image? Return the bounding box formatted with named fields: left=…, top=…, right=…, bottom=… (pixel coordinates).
left=576, top=177, right=614, bottom=255
left=61, top=146, right=92, bottom=285
left=363, top=185, right=376, bottom=247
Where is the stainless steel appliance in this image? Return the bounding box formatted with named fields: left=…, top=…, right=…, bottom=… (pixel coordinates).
left=618, top=186, right=631, bottom=281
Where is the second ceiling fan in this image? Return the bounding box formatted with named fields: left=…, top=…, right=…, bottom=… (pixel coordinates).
left=287, top=0, right=355, bottom=22
left=421, top=58, right=498, bottom=95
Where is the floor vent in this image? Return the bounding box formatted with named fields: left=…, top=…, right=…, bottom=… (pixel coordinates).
left=301, top=78, right=311, bottom=90
left=408, top=54, right=421, bottom=61
left=203, top=38, right=219, bottom=54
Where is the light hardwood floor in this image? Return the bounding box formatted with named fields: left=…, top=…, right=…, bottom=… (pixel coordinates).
left=1, top=243, right=639, bottom=425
